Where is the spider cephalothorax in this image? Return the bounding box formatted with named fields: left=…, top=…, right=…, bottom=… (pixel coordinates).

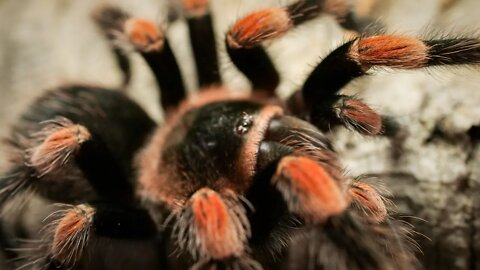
left=1, top=0, right=480, bottom=269
left=137, top=98, right=282, bottom=203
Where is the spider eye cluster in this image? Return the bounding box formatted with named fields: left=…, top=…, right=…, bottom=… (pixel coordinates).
left=234, top=113, right=254, bottom=135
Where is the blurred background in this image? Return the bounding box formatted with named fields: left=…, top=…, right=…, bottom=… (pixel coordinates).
left=0, top=0, right=479, bottom=269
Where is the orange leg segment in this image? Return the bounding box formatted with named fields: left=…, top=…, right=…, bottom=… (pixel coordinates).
left=272, top=156, right=348, bottom=224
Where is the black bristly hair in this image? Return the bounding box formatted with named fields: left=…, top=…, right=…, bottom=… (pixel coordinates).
left=94, top=6, right=186, bottom=114
left=226, top=45, right=280, bottom=97
left=1, top=85, right=155, bottom=204
left=183, top=0, right=222, bottom=87
left=14, top=203, right=161, bottom=270
left=1, top=0, right=480, bottom=269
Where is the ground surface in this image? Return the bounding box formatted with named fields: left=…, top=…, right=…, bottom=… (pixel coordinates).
left=0, top=0, right=480, bottom=269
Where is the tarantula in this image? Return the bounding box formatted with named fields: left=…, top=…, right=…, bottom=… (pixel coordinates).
left=1, top=0, right=479, bottom=269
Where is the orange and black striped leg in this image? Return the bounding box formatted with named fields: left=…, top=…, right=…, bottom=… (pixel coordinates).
left=22, top=117, right=133, bottom=202
left=123, top=18, right=186, bottom=115
left=228, top=0, right=356, bottom=49
left=0, top=86, right=155, bottom=205
left=93, top=6, right=187, bottom=114
left=18, top=204, right=159, bottom=270
left=225, top=0, right=357, bottom=98
left=287, top=39, right=368, bottom=134
left=288, top=35, right=480, bottom=135
left=271, top=156, right=418, bottom=269
left=290, top=93, right=385, bottom=135
left=182, top=0, right=221, bottom=88
left=0, top=118, right=95, bottom=205
left=173, top=188, right=261, bottom=269
left=226, top=7, right=291, bottom=97
left=26, top=118, right=90, bottom=179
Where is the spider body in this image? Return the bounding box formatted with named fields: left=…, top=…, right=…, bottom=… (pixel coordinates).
left=1, top=0, right=480, bottom=269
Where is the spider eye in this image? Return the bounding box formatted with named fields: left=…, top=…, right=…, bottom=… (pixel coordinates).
left=234, top=113, right=254, bottom=135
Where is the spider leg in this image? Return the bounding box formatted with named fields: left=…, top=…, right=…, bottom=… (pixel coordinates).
left=172, top=188, right=260, bottom=269
left=224, top=1, right=390, bottom=135
left=21, top=117, right=114, bottom=202
left=287, top=35, right=480, bottom=134
left=94, top=6, right=186, bottom=116
left=225, top=0, right=361, bottom=98
left=269, top=156, right=417, bottom=269
left=66, top=119, right=135, bottom=202
left=0, top=86, right=155, bottom=205
left=182, top=0, right=221, bottom=88
left=227, top=0, right=357, bottom=49
left=252, top=116, right=417, bottom=269
left=92, top=6, right=132, bottom=89
left=16, top=204, right=159, bottom=270
left=226, top=38, right=280, bottom=98
left=123, top=16, right=186, bottom=116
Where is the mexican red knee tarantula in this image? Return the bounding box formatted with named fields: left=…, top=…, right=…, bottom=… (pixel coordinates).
left=1, top=0, right=480, bottom=269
